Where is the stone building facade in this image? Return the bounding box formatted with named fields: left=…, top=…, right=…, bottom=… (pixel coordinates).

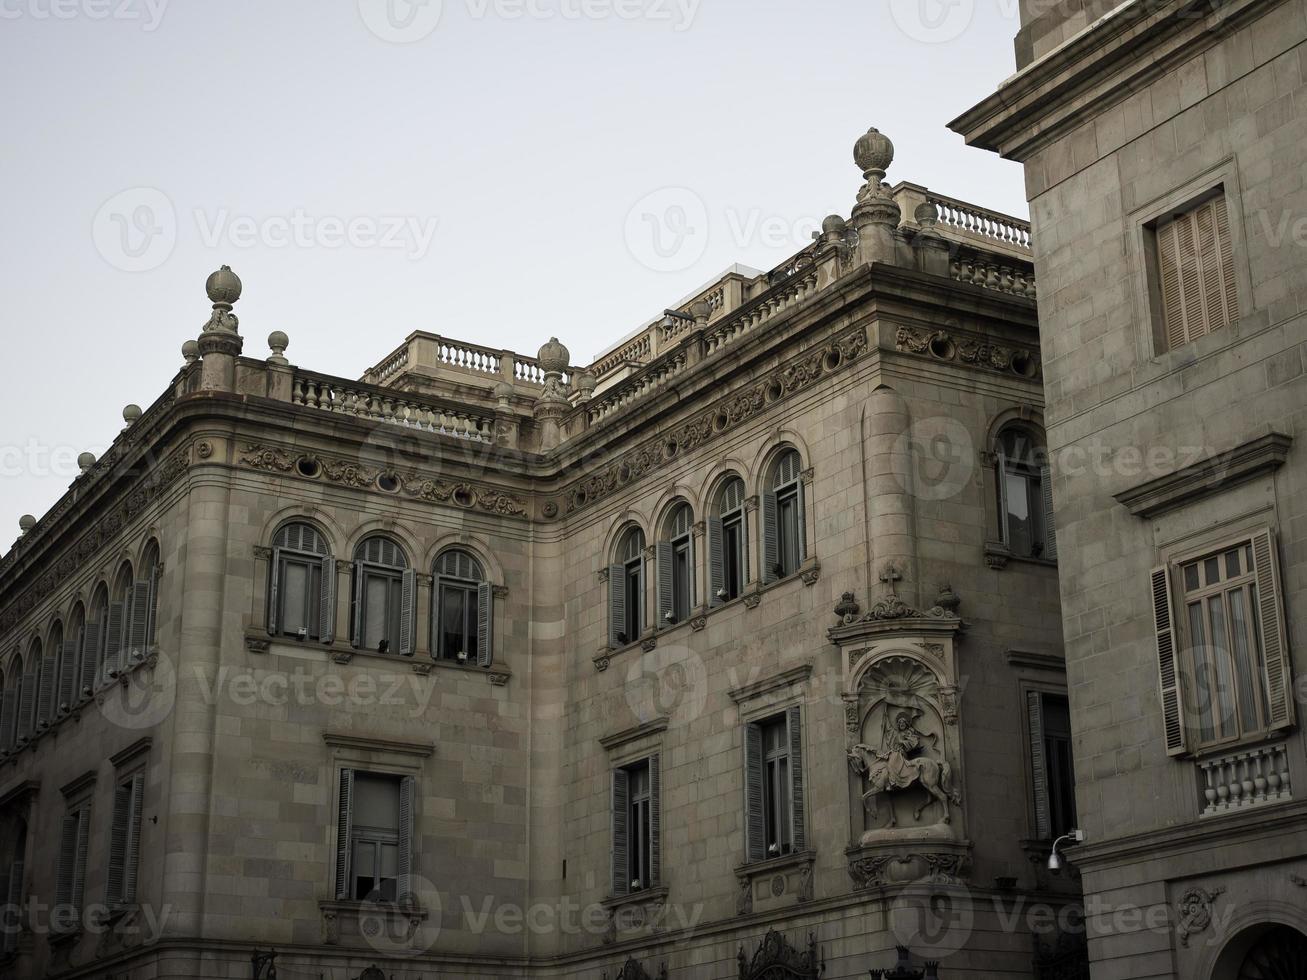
left=0, top=128, right=1081, bottom=979
left=953, top=0, right=1307, bottom=977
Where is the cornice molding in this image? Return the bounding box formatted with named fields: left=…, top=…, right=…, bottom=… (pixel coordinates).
left=322, top=733, right=435, bottom=758
left=599, top=717, right=669, bottom=752
left=1114, top=431, right=1292, bottom=519
left=1005, top=649, right=1066, bottom=673
left=60, top=770, right=97, bottom=800
left=109, top=736, right=154, bottom=769
left=728, top=663, right=814, bottom=705
left=0, top=779, right=39, bottom=810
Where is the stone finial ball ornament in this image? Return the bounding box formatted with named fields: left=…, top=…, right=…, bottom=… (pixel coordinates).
left=268, top=331, right=289, bottom=352
left=181, top=339, right=200, bottom=362
left=915, top=201, right=940, bottom=226
left=854, top=126, right=895, bottom=178
left=19, top=515, right=36, bottom=534
left=493, top=380, right=514, bottom=401
left=206, top=265, right=243, bottom=306
left=822, top=215, right=847, bottom=235
left=123, top=404, right=143, bottom=424
left=536, top=337, right=570, bottom=374
left=78, top=452, right=97, bottom=472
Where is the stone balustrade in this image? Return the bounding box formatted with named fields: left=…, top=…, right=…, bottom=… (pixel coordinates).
left=704, top=267, right=819, bottom=356
left=929, top=192, right=1032, bottom=249
left=950, top=255, right=1038, bottom=298
left=586, top=349, right=690, bottom=424
left=292, top=372, right=494, bottom=442
left=1198, top=741, right=1293, bottom=817
left=592, top=333, right=653, bottom=380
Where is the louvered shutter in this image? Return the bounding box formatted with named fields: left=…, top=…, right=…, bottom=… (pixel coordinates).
left=1214, top=196, right=1238, bottom=324
left=123, top=773, right=145, bottom=903
left=795, top=484, right=808, bottom=563
left=1027, top=690, right=1052, bottom=839
left=656, top=542, right=673, bottom=626
left=350, top=564, right=365, bottom=648
left=399, top=568, right=417, bottom=656
left=38, top=657, right=57, bottom=726
left=611, top=768, right=629, bottom=897
left=1176, top=212, right=1202, bottom=343
left=0, top=690, right=16, bottom=752
left=744, top=722, right=765, bottom=862
left=1251, top=530, right=1294, bottom=730
left=0, top=861, right=18, bottom=954
left=398, top=775, right=414, bottom=905
left=761, top=492, right=779, bottom=584
left=80, top=623, right=102, bottom=697
left=146, top=564, right=160, bottom=650
left=996, top=455, right=1010, bottom=545
left=17, top=673, right=34, bottom=741
left=59, top=640, right=78, bottom=710
left=105, top=601, right=125, bottom=679
left=430, top=575, right=444, bottom=659
left=708, top=518, right=725, bottom=607
left=637, top=557, right=646, bottom=635
left=1152, top=566, right=1187, bottom=756
left=56, top=813, right=78, bottom=908
left=608, top=565, right=625, bottom=648
left=107, top=782, right=131, bottom=904
left=1040, top=465, right=1058, bottom=563
left=477, top=582, right=493, bottom=668
left=648, top=754, right=661, bottom=887
left=787, top=706, right=806, bottom=851
left=1158, top=216, right=1187, bottom=352
left=127, top=582, right=152, bottom=663
left=267, top=547, right=283, bottom=637
left=335, top=769, right=353, bottom=900
left=71, top=808, right=90, bottom=913
left=319, top=556, right=336, bottom=644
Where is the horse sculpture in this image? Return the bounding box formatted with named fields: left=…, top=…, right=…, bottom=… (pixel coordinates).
left=847, top=711, right=960, bottom=827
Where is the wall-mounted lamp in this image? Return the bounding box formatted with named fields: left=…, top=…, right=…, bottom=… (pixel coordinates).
left=1047, top=829, right=1085, bottom=871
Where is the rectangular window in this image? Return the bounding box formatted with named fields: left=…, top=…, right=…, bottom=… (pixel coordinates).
left=744, top=707, right=806, bottom=862
left=1154, top=530, right=1295, bottom=756
left=334, top=769, right=414, bottom=903
left=1152, top=189, right=1238, bottom=353
left=611, top=755, right=660, bottom=896
left=107, top=772, right=145, bottom=907
left=1027, top=691, right=1077, bottom=840
left=54, top=803, right=91, bottom=931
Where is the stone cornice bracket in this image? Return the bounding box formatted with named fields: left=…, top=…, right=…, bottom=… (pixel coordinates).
left=1114, top=431, right=1292, bottom=519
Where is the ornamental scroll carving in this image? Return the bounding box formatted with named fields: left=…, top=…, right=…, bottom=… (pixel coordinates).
left=238, top=445, right=528, bottom=517
left=564, top=328, right=867, bottom=515
left=895, top=325, right=1040, bottom=380
left=737, top=929, right=823, bottom=980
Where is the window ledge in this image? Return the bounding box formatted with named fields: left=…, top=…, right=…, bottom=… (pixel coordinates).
left=318, top=899, right=429, bottom=947
left=735, top=847, right=815, bottom=878
left=600, top=885, right=669, bottom=913
left=984, top=540, right=1056, bottom=570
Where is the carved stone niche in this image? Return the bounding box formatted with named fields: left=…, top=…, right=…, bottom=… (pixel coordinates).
left=829, top=606, right=969, bottom=885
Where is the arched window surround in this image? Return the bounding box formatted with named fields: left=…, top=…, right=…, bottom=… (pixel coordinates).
left=432, top=548, right=494, bottom=666
left=351, top=535, right=415, bottom=656
left=608, top=525, right=647, bottom=649
left=267, top=521, right=336, bottom=644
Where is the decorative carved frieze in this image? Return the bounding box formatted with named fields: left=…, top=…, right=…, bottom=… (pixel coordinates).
left=1176, top=886, right=1225, bottom=947
left=847, top=843, right=972, bottom=889
left=237, top=444, right=529, bottom=517
left=737, top=928, right=823, bottom=980
left=895, top=325, right=1041, bottom=380
left=564, top=328, right=867, bottom=515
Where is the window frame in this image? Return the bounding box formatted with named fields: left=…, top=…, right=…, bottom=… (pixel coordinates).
left=1024, top=687, right=1077, bottom=842
left=610, top=753, right=661, bottom=898
left=657, top=503, right=694, bottom=627
left=432, top=549, right=492, bottom=666
left=763, top=449, right=807, bottom=584
left=710, top=476, right=749, bottom=606
left=333, top=766, right=417, bottom=906
left=609, top=526, right=646, bottom=649
left=350, top=537, right=414, bottom=656
left=742, top=704, right=807, bottom=865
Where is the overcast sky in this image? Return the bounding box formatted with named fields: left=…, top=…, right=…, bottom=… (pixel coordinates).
left=0, top=0, right=1027, bottom=535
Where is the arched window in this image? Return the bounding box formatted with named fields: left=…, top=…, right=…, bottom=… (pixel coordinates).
left=44, top=623, right=64, bottom=724
left=351, top=537, right=414, bottom=656
left=268, top=523, right=334, bottom=643
left=106, top=564, right=134, bottom=680
left=657, top=503, right=695, bottom=627
left=64, top=604, right=86, bottom=711
left=87, top=585, right=110, bottom=692
left=608, top=527, right=645, bottom=648
left=996, top=426, right=1056, bottom=561
left=709, top=476, right=748, bottom=605
left=1, top=654, right=22, bottom=751
left=22, top=640, right=43, bottom=741
left=433, top=550, right=492, bottom=666
left=129, top=539, right=162, bottom=658
left=763, top=449, right=806, bottom=582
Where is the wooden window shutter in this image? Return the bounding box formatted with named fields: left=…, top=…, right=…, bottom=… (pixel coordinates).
left=56, top=813, right=78, bottom=908
left=707, top=517, right=725, bottom=607
left=0, top=690, right=16, bottom=752
left=0, top=861, right=18, bottom=954
left=59, top=640, right=79, bottom=710
left=319, top=556, right=337, bottom=644
left=80, top=623, right=102, bottom=698
left=648, top=754, right=662, bottom=888
left=1027, top=690, right=1052, bottom=839
left=334, top=769, right=354, bottom=900
left=995, top=453, right=1010, bottom=545
left=107, top=782, right=131, bottom=904
left=1152, top=565, right=1188, bottom=756
left=1251, top=529, right=1295, bottom=730
left=608, top=565, right=625, bottom=648
left=17, top=673, right=34, bottom=741
left=71, top=808, right=90, bottom=913
left=1158, top=216, right=1188, bottom=352
left=350, top=564, right=365, bottom=649
left=1157, top=194, right=1239, bottom=352
left=37, top=656, right=57, bottom=726
left=477, top=581, right=494, bottom=668
left=795, top=482, right=808, bottom=563
left=398, top=775, right=415, bottom=905
left=123, top=773, right=146, bottom=903
left=1040, top=465, right=1058, bottom=562
left=399, top=568, right=418, bottom=656
left=787, top=706, right=806, bottom=851
left=267, top=547, right=283, bottom=637
left=656, top=542, right=674, bottom=627
left=127, top=582, right=152, bottom=662
left=1214, top=195, right=1238, bottom=324
left=105, top=601, right=125, bottom=679
left=761, top=491, right=779, bottom=584
left=744, top=723, right=765, bottom=862
left=147, top=564, right=160, bottom=649
left=611, top=768, right=629, bottom=897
